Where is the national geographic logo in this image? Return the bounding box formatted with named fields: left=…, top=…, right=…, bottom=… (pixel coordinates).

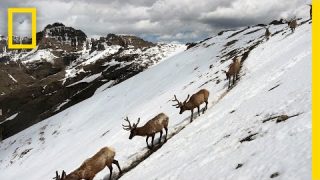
left=8, top=8, right=37, bottom=49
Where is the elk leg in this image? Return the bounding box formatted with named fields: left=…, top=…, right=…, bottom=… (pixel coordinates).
left=151, top=134, right=155, bottom=148
left=159, top=130, right=163, bottom=143
left=190, top=110, right=194, bottom=122
left=113, top=159, right=122, bottom=174
left=146, top=136, right=150, bottom=148
left=55, top=171, right=60, bottom=180
left=164, top=127, right=168, bottom=142
left=197, top=106, right=200, bottom=116
left=108, top=165, right=113, bottom=180
left=203, top=101, right=208, bottom=113
left=233, top=75, right=235, bottom=85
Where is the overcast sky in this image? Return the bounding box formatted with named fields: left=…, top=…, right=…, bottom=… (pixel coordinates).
left=0, top=0, right=309, bottom=43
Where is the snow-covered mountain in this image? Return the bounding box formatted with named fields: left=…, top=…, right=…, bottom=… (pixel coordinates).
left=0, top=23, right=185, bottom=139
left=0, top=9, right=311, bottom=180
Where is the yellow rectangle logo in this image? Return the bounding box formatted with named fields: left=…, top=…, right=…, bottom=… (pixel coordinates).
left=7, top=8, right=37, bottom=49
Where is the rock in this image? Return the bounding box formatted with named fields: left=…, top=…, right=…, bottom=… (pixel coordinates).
left=276, top=115, right=289, bottom=123
left=270, top=172, right=279, bottom=178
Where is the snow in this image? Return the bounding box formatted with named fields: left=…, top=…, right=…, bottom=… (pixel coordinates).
left=0, top=113, right=19, bottom=125
left=66, top=73, right=102, bottom=87
left=8, top=74, right=18, bottom=83
left=20, top=49, right=58, bottom=64
left=63, top=68, right=86, bottom=83
left=0, top=14, right=311, bottom=180
left=94, top=81, right=114, bottom=95
left=61, top=42, right=185, bottom=84
left=55, top=99, right=71, bottom=112
left=6, top=113, right=19, bottom=121
left=121, top=19, right=311, bottom=180
left=81, top=45, right=122, bottom=66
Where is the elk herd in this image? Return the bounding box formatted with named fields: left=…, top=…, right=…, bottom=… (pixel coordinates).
left=54, top=8, right=311, bottom=180
left=54, top=88, right=211, bottom=180
left=54, top=55, right=235, bottom=180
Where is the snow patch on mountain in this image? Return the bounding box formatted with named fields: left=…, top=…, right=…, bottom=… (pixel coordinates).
left=21, top=49, right=58, bottom=64
left=8, top=74, right=18, bottom=83
left=67, top=73, right=102, bottom=87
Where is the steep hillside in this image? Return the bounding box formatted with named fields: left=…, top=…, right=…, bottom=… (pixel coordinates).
left=0, top=13, right=311, bottom=180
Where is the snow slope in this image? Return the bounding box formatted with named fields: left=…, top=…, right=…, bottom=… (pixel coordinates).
left=120, top=21, right=311, bottom=180
left=0, top=15, right=311, bottom=180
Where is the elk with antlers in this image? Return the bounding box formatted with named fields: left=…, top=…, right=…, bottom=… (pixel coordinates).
left=223, top=56, right=241, bottom=88
left=172, top=89, right=209, bottom=122
left=54, top=146, right=121, bottom=180
left=123, top=113, right=169, bottom=149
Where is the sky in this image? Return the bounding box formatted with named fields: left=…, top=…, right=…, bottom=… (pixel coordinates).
left=0, top=0, right=309, bottom=43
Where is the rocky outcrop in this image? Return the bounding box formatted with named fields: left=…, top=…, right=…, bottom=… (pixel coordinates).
left=37, top=23, right=87, bottom=51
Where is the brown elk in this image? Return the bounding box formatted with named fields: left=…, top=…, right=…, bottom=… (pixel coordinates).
left=265, top=27, right=271, bottom=40
left=55, top=146, right=121, bottom=180
left=122, top=113, right=169, bottom=149
left=287, top=18, right=297, bottom=33
left=172, top=89, right=209, bottom=122
left=223, top=57, right=241, bottom=88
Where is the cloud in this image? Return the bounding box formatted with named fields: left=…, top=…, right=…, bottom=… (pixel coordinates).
left=199, top=0, right=306, bottom=28
left=0, top=0, right=309, bottom=43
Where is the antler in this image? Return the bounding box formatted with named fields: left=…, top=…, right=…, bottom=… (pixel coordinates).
left=134, top=118, right=141, bottom=127
left=53, top=170, right=66, bottom=180
left=184, top=94, right=190, bottom=103
left=122, top=117, right=132, bottom=131
left=53, top=171, right=60, bottom=180
left=172, top=95, right=181, bottom=107
left=62, top=171, right=66, bottom=179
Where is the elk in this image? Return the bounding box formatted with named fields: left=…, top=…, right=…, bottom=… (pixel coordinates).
left=223, top=57, right=241, bottom=88
left=54, top=146, right=121, bottom=180
left=172, top=89, right=209, bottom=122
left=265, top=27, right=271, bottom=40
left=287, top=18, right=297, bottom=33
left=122, top=113, right=169, bottom=149
left=308, top=4, right=312, bottom=19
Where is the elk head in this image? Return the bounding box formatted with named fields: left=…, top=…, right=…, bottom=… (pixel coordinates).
left=285, top=16, right=296, bottom=25
left=122, top=117, right=140, bottom=139
left=232, top=56, right=238, bottom=62
left=172, top=94, right=190, bottom=114
left=223, top=70, right=230, bottom=80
